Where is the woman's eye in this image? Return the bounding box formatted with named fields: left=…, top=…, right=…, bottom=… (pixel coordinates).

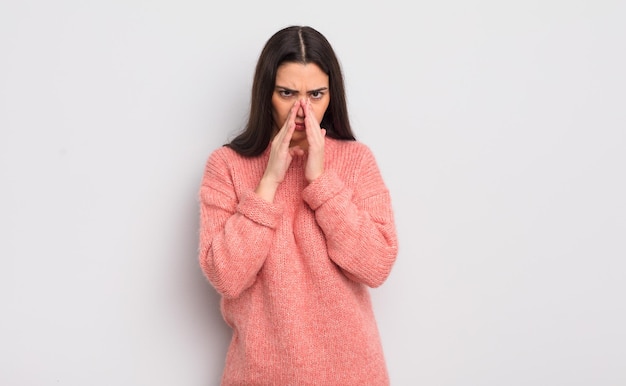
left=310, top=91, right=324, bottom=99
left=279, top=90, right=293, bottom=98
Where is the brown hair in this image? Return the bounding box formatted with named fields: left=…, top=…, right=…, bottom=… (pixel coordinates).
left=226, top=25, right=355, bottom=156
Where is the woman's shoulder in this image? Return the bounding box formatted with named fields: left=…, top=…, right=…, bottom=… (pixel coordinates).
left=204, top=145, right=268, bottom=179
left=207, top=145, right=259, bottom=164
left=202, top=146, right=240, bottom=174
left=326, top=138, right=377, bottom=160
left=209, top=144, right=238, bottom=158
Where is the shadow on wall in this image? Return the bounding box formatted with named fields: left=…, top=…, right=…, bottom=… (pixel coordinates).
left=178, top=188, right=231, bottom=384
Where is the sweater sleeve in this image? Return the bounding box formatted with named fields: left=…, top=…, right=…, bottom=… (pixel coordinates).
left=198, top=150, right=283, bottom=298
left=302, top=146, right=398, bottom=287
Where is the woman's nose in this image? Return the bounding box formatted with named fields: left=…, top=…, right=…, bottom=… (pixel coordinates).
left=297, top=98, right=308, bottom=117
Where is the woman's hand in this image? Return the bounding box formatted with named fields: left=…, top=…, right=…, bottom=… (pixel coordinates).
left=302, top=98, right=326, bottom=183
left=255, top=101, right=301, bottom=202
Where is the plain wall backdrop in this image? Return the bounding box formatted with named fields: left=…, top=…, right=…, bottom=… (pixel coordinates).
left=2, top=0, right=625, bottom=385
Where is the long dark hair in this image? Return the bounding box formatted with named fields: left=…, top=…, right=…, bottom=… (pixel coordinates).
left=226, top=26, right=355, bottom=157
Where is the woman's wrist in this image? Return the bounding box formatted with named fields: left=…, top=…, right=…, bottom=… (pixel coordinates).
left=255, top=176, right=280, bottom=203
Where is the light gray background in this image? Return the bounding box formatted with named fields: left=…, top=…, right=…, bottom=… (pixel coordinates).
left=2, top=1, right=625, bottom=385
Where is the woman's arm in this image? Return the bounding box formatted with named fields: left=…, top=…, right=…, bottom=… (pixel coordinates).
left=302, top=147, right=398, bottom=287
left=198, top=151, right=283, bottom=298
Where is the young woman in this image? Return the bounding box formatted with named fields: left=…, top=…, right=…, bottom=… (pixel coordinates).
left=198, top=25, right=398, bottom=385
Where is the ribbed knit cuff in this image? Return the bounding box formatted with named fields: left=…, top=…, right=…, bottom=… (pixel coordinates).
left=237, top=190, right=284, bottom=228
left=302, top=170, right=345, bottom=210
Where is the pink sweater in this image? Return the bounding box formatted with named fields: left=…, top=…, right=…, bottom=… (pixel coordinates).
left=198, top=137, right=398, bottom=385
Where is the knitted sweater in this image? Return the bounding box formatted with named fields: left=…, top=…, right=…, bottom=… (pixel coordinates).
left=198, top=137, right=398, bottom=385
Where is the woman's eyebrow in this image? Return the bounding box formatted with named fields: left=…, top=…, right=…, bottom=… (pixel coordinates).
left=307, top=87, right=329, bottom=93
left=275, top=86, right=328, bottom=93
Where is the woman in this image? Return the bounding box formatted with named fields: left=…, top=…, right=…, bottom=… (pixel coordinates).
left=198, top=25, right=398, bottom=385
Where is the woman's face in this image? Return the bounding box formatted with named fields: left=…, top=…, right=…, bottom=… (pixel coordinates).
left=271, top=62, right=330, bottom=146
